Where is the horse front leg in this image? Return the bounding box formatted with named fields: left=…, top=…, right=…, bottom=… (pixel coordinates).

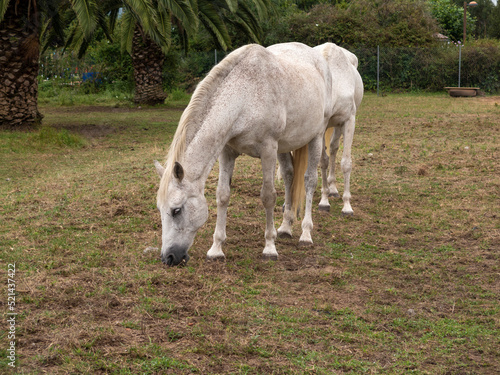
left=207, top=146, right=239, bottom=261
left=260, top=145, right=279, bottom=260
left=328, top=126, right=343, bottom=199
left=299, top=136, right=323, bottom=245
left=277, top=152, right=294, bottom=238
left=340, top=116, right=356, bottom=216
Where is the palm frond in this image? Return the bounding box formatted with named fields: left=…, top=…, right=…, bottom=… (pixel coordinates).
left=223, top=0, right=238, bottom=14
left=77, top=35, right=92, bottom=58
left=96, top=8, right=113, bottom=42
left=44, top=8, right=67, bottom=40
left=234, top=1, right=262, bottom=43
left=124, top=0, right=157, bottom=34
left=159, top=0, right=198, bottom=35
left=70, top=0, right=99, bottom=37
left=198, top=0, right=231, bottom=50
left=120, top=9, right=136, bottom=54
left=125, top=0, right=172, bottom=50
left=249, top=0, right=271, bottom=21
left=40, top=11, right=68, bottom=54
left=156, top=7, right=172, bottom=53
left=63, top=26, right=80, bottom=52
left=0, top=0, right=10, bottom=22
left=108, top=8, right=120, bottom=32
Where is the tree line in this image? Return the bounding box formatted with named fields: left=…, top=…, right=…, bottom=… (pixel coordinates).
left=1, top=0, right=500, bottom=127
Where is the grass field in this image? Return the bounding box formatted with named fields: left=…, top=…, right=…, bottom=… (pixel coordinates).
left=1, top=93, right=499, bottom=374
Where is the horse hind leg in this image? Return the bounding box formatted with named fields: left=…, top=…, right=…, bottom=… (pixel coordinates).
left=277, top=152, right=294, bottom=238
left=260, top=144, right=279, bottom=260
left=299, top=136, right=323, bottom=246
left=207, top=146, right=239, bottom=261
left=328, top=126, right=343, bottom=199
left=340, top=116, right=356, bottom=216
left=319, top=132, right=330, bottom=212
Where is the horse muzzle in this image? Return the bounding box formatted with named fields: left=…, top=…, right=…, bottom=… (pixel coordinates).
left=161, top=245, right=190, bottom=266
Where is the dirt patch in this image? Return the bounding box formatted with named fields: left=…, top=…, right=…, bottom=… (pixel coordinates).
left=476, top=95, right=500, bottom=105
left=45, top=105, right=185, bottom=114
left=52, top=122, right=118, bottom=139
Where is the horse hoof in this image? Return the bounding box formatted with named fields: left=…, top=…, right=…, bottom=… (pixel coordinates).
left=299, top=240, right=313, bottom=247
left=341, top=211, right=354, bottom=217
left=206, top=255, right=225, bottom=262
left=318, top=205, right=330, bottom=212
left=262, top=254, right=278, bottom=261
left=277, top=231, right=292, bottom=239
left=329, top=192, right=340, bottom=198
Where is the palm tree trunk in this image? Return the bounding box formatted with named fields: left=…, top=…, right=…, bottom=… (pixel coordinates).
left=0, top=1, right=43, bottom=127
left=131, top=28, right=167, bottom=105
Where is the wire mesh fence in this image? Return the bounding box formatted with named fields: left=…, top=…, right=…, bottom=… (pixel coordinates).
left=38, top=43, right=500, bottom=94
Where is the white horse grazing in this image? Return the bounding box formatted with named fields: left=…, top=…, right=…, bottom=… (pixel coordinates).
left=282, top=44, right=364, bottom=220
left=155, top=42, right=361, bottom=266
left=320, top=44, right=364, bottom=215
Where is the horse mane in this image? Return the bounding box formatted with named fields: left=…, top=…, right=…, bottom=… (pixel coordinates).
left=158, top=44, right=259, bottom=203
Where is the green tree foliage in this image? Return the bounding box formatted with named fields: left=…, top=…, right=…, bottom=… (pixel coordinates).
left=464, top=0, right=493, bottom=38
left=429, top=0, right=476, bottom=42
left=462, top=0, right=500, bottom=39
left=63, top=0, right=197, bottom=57
left=264, top=0, right=439, bottom=47
left=189, top=0, right=272, bottom=51
left=488, top=4, right=500, bottom=38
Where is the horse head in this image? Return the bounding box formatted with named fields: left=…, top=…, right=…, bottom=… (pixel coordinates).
left=155, top=160, right=209, bottom=266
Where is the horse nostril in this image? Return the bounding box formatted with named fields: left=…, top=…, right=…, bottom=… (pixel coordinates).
left=165, top=254, right=174, bottom=266
left=162, top=246, right=188, bottom=266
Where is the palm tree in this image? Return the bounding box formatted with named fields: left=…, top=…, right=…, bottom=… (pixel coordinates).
left=116, top=0, right=198, bottom=105
left=66, top=0, right=199, bottom=105
left=0, top=0, right=272, bottom=125
left=0, top=0, right=99, bottom=127
left=114, top=0, right=271, bottom=105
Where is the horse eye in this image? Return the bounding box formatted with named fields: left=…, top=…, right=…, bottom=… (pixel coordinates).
left=172, top=208, right=181, bottom=217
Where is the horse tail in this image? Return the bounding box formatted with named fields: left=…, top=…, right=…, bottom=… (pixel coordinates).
left=291, top=129, right=334, bottom=218
left=325, top=127, right=334, bottom=155
left=291, top=145, right=308, bottom=218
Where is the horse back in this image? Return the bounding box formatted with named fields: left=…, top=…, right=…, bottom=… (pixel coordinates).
left=315, top=43, right=364, bottom=121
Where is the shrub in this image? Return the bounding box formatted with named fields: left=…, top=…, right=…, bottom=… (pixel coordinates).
left=352, top=39, right=500, bottom=93
left=268, top=0, right=439, bottom=48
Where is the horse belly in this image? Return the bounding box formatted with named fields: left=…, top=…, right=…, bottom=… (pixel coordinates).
left=275, top=99, right=327, bottom=153
left=277, top=118, right=326, bottom=153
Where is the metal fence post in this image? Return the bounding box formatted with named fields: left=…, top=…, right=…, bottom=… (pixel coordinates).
left=377, top=45, right=380, bottom=96
left=458, top=44, right=462, bottom=88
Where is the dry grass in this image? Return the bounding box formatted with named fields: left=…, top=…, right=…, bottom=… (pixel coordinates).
left=1, top=93, right=499, bottom=374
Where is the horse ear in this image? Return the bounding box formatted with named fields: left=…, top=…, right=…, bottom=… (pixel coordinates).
left=154, top=160, right=165, bottom=178
left=173, top=162, right=184, bottom=182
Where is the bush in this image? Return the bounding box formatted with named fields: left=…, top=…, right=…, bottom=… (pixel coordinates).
left=163, top=49, right=227, bottom=93
left=460, top=39, right=500, bottom=92
left=353, top=39, right=500, bottom=93
left=267, top=0, right=439, bottom=48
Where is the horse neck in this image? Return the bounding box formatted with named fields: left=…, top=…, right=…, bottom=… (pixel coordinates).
left=182, top=115, right=234, bottom=190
